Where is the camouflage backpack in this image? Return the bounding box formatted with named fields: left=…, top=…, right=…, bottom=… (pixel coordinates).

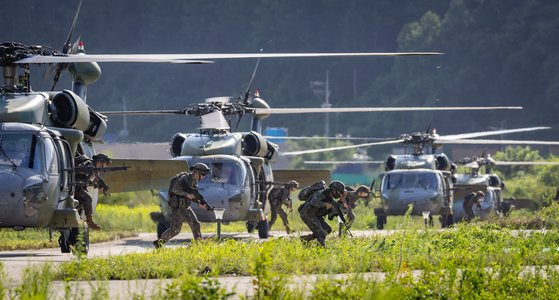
left=168, top=172, right=188, bottom=197
left=298, top=180, right=327, bottom=201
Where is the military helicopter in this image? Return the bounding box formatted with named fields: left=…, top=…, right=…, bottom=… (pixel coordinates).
left=452, top=153, right=559, bottom=221
left=296, top=126, right=559, bottom=229
left=100, top=63, right=528, bottom=238
left=2, top=0, right=479, bottom=249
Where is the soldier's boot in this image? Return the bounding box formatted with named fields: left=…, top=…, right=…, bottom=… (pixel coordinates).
left=86, top=216, right=102, bottom=230
left=285, top=226, right=293, bottom=234
left=300, top=234, right=315, bottom=242
left=192, top=230, right=203, bottom=240
left=153, top=239, right=165, bottom=249
left=316, top=236, right=326, bottom=247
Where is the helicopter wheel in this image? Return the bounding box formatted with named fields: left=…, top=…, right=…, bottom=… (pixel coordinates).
left=67, top=225, right=89, bottom=255
left=58, top=229, right=71, bottom=253
left=156, top=221, right=170, bottom=239
left=376, top=216, right=386, bottom=230
left=246, top=221, right=257, bottom=233
left=257, top=219, right=269, bottom=239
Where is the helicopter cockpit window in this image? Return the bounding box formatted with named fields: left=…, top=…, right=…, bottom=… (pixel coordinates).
left=0, top=133, right=40, bottom=170
left=210, top=162, right=241, bottom=185
left=43, top=137, right=59, bottom=174
left=384, top=172, right=439, bottom=190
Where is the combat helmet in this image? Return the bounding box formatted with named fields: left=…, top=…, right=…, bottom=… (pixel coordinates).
left=476, top=191, right=485, bottom=198
left=288, top=180, right=299, bottom=188
left=356, top=185, right=371, bottom=194
left=190, top=162, right=210, bottom=175
left=92, top=153, right=111, bottom=164
left=328, top=180, right=345, bottom=194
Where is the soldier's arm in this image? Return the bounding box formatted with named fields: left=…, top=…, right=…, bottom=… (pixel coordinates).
left=171, top=176, right=192, bottom=198
left=309, top=193, right=327, bottom=208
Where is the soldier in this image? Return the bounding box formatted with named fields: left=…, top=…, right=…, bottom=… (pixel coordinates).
left=153, top=163, right=211, bottom=248
left=299, top=181, right=345, bottom=246
left=339, top=185, right=371, bottom=227
left=74, top=153, right=112, bottom=230
left=268, top=180, right=299, bottom=234
left=463, top=190, right=484, bottom=222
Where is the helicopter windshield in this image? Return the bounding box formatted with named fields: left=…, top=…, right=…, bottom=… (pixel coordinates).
left=209, top=162, right=241, bottom=185
left=0, top=133, right=42, bottom=171
left=383, top=172, right=439, bottom=191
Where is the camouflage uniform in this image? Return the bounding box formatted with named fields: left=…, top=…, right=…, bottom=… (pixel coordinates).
left=463, top=191, right=483, bottom=222
left=340, top=190, right=358, bottom=227
left=268, top=186, right=293, bottom=233
left=160, top=172, right=204, bottom=241
left=74, top=155, right=106, bottom=229
left=299, top=189, right=334, bottom=246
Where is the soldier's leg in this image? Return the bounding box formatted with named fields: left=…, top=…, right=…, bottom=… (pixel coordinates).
left=465, top=206, right=474, bottom=222
left=299, top=213, right=317, bottom=241
left=76, top=188, right=101, bottom=230
left=347, top=208, right=356, bottom=227
left=160, top=208, right=186, bottom=243
left=184, top=207, right=203, bottom=240
left=319, top=217, right=332, bottom=235
left=268, top=204, right=279, bottom=230
left=310, top=217, right=328, bottom=246
left=278, top=208, right=291, bottom=233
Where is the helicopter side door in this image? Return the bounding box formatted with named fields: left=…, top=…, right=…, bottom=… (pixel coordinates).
left=53, top=136, right=74, bottom=204
left=41, top=136, right=61, bottom=214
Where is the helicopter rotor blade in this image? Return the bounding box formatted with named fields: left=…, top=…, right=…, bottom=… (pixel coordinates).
left=50, top=0, right=83, bottom=91
left=263, top=136, right=391, bottom=141
left=281, top=139, right=403, bottom=156
left=99, top=109, right=187, bottom=116
left=436, top=139, right=559, bottom=145
left=253, top=106, right=522, bottom=115
left=304, top=160, right=384, bottom=165
left=494, top=161, right=559, bottom=166
left=438, top=126, right=551, bottom=140
left=16, top=55, right=214, bottom=64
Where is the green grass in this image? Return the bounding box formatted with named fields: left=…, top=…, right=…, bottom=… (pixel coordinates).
left=57, top=223, right=559, bottom=281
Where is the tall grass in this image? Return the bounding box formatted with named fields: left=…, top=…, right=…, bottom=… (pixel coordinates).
left=57, top=223, right=559, bottom=281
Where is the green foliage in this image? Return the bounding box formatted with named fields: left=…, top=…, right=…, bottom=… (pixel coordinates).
left=490, top=202, right=559, bottom=229
left=287, top=139, right=355, bottom=170
left=94, top=204, right=158, bottom=232
left=57, top=225, right=559, bottom=281
left=13, top=264, right=53, bottom=300
left=150, top=274, right=232, bottom=300
left=98, top=191, right=159, bottom=207
left=494, top=146, right=544, bottom=178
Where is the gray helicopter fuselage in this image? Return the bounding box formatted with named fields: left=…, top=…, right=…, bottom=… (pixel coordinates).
left=374, top=154, right=454, bottom=217
left=379, top=168, right=449, bottom=215
left=451, top=173, right=502, bottom=220
left=0, top=122, right=82, bottom=229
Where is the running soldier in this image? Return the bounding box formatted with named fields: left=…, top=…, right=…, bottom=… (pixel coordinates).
left=339, top=185, right=371, bottom=227
left=299, top=181, right=345, bottom=246
left=153, top=163, right=212, bottom=248
left=463, top=191, right=484, bottom=222
left=74, top=153, right=112, bottom=230
left=268, top=180, right=299, bottom=234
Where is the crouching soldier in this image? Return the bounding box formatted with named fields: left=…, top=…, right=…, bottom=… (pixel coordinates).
left=268, top=180, right=299, bottom=234
left=74, top=153, right=112, bottom=230
left=463, top=191, right=484, bottom=222
left=339, top=185, right=371, bottom=228
left=299, top=181, right=345, bottom=246
left=154, top=163, right=212, bottom=248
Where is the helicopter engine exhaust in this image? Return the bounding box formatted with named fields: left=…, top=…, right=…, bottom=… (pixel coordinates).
left=49, top=90, right=90, bottom=131
left=243, top=132, right=268, bottom=157
left=170, top=133, right=187, bottom=157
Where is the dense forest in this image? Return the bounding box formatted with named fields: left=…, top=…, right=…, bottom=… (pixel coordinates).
left=2, top=0, right=558, bottom=154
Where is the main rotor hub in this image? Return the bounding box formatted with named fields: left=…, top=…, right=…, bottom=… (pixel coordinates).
left=0, top=42, right=62, bottom=65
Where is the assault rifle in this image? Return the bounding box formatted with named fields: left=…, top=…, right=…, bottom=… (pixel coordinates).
left=179, top=186, right=215, bottom=211
left=326, top=200, right=353, bottom=237
left=68, top=165, right=129, bottom=197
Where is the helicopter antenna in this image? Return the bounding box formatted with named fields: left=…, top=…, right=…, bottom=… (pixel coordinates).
left=50, top=0, right=83, bottom=91
left=233, top=50, right=262, bottom=131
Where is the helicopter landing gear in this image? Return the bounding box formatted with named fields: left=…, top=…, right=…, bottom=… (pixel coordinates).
left=374, top=208, right=387, bottom=230
left=246, top=220, right=257, bottom=233
left=58, top=224, right=89, bottom=255
left=256, top=218, right=269, bottom=239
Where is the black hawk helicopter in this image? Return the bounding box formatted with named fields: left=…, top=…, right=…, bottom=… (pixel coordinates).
left=100, top=63, right=525, bottom=238
left=452, top=153, right=559, bottom=221
left=1, top=0, right=481, bottom=247
left=298, top=127, right=559, bottom=229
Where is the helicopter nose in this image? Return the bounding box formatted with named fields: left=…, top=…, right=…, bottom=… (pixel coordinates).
left=0, top=170, right=23, bottom=224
